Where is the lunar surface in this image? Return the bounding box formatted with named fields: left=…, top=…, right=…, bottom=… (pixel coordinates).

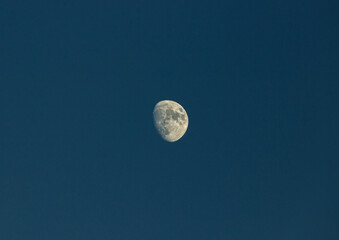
left=153, top=100, right=189, bottom=142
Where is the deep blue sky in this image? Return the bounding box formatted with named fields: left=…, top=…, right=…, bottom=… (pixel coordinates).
left=1, top=0, right=338, bottom=239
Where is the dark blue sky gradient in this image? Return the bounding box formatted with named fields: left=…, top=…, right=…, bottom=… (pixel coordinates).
left=1, top=0, right=338, bottom=239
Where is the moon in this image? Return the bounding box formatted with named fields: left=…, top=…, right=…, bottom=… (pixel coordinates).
left=153, top=100, right=189, bottom=142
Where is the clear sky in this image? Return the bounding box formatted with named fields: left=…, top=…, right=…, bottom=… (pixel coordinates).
left=1, top=0, right=338, bottom=239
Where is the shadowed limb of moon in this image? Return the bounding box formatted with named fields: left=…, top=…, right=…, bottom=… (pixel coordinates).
left=153, top=100, right=189, bottom=142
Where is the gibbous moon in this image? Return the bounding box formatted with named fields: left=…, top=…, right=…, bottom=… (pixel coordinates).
left=153, top=100, right=189, bottom=142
